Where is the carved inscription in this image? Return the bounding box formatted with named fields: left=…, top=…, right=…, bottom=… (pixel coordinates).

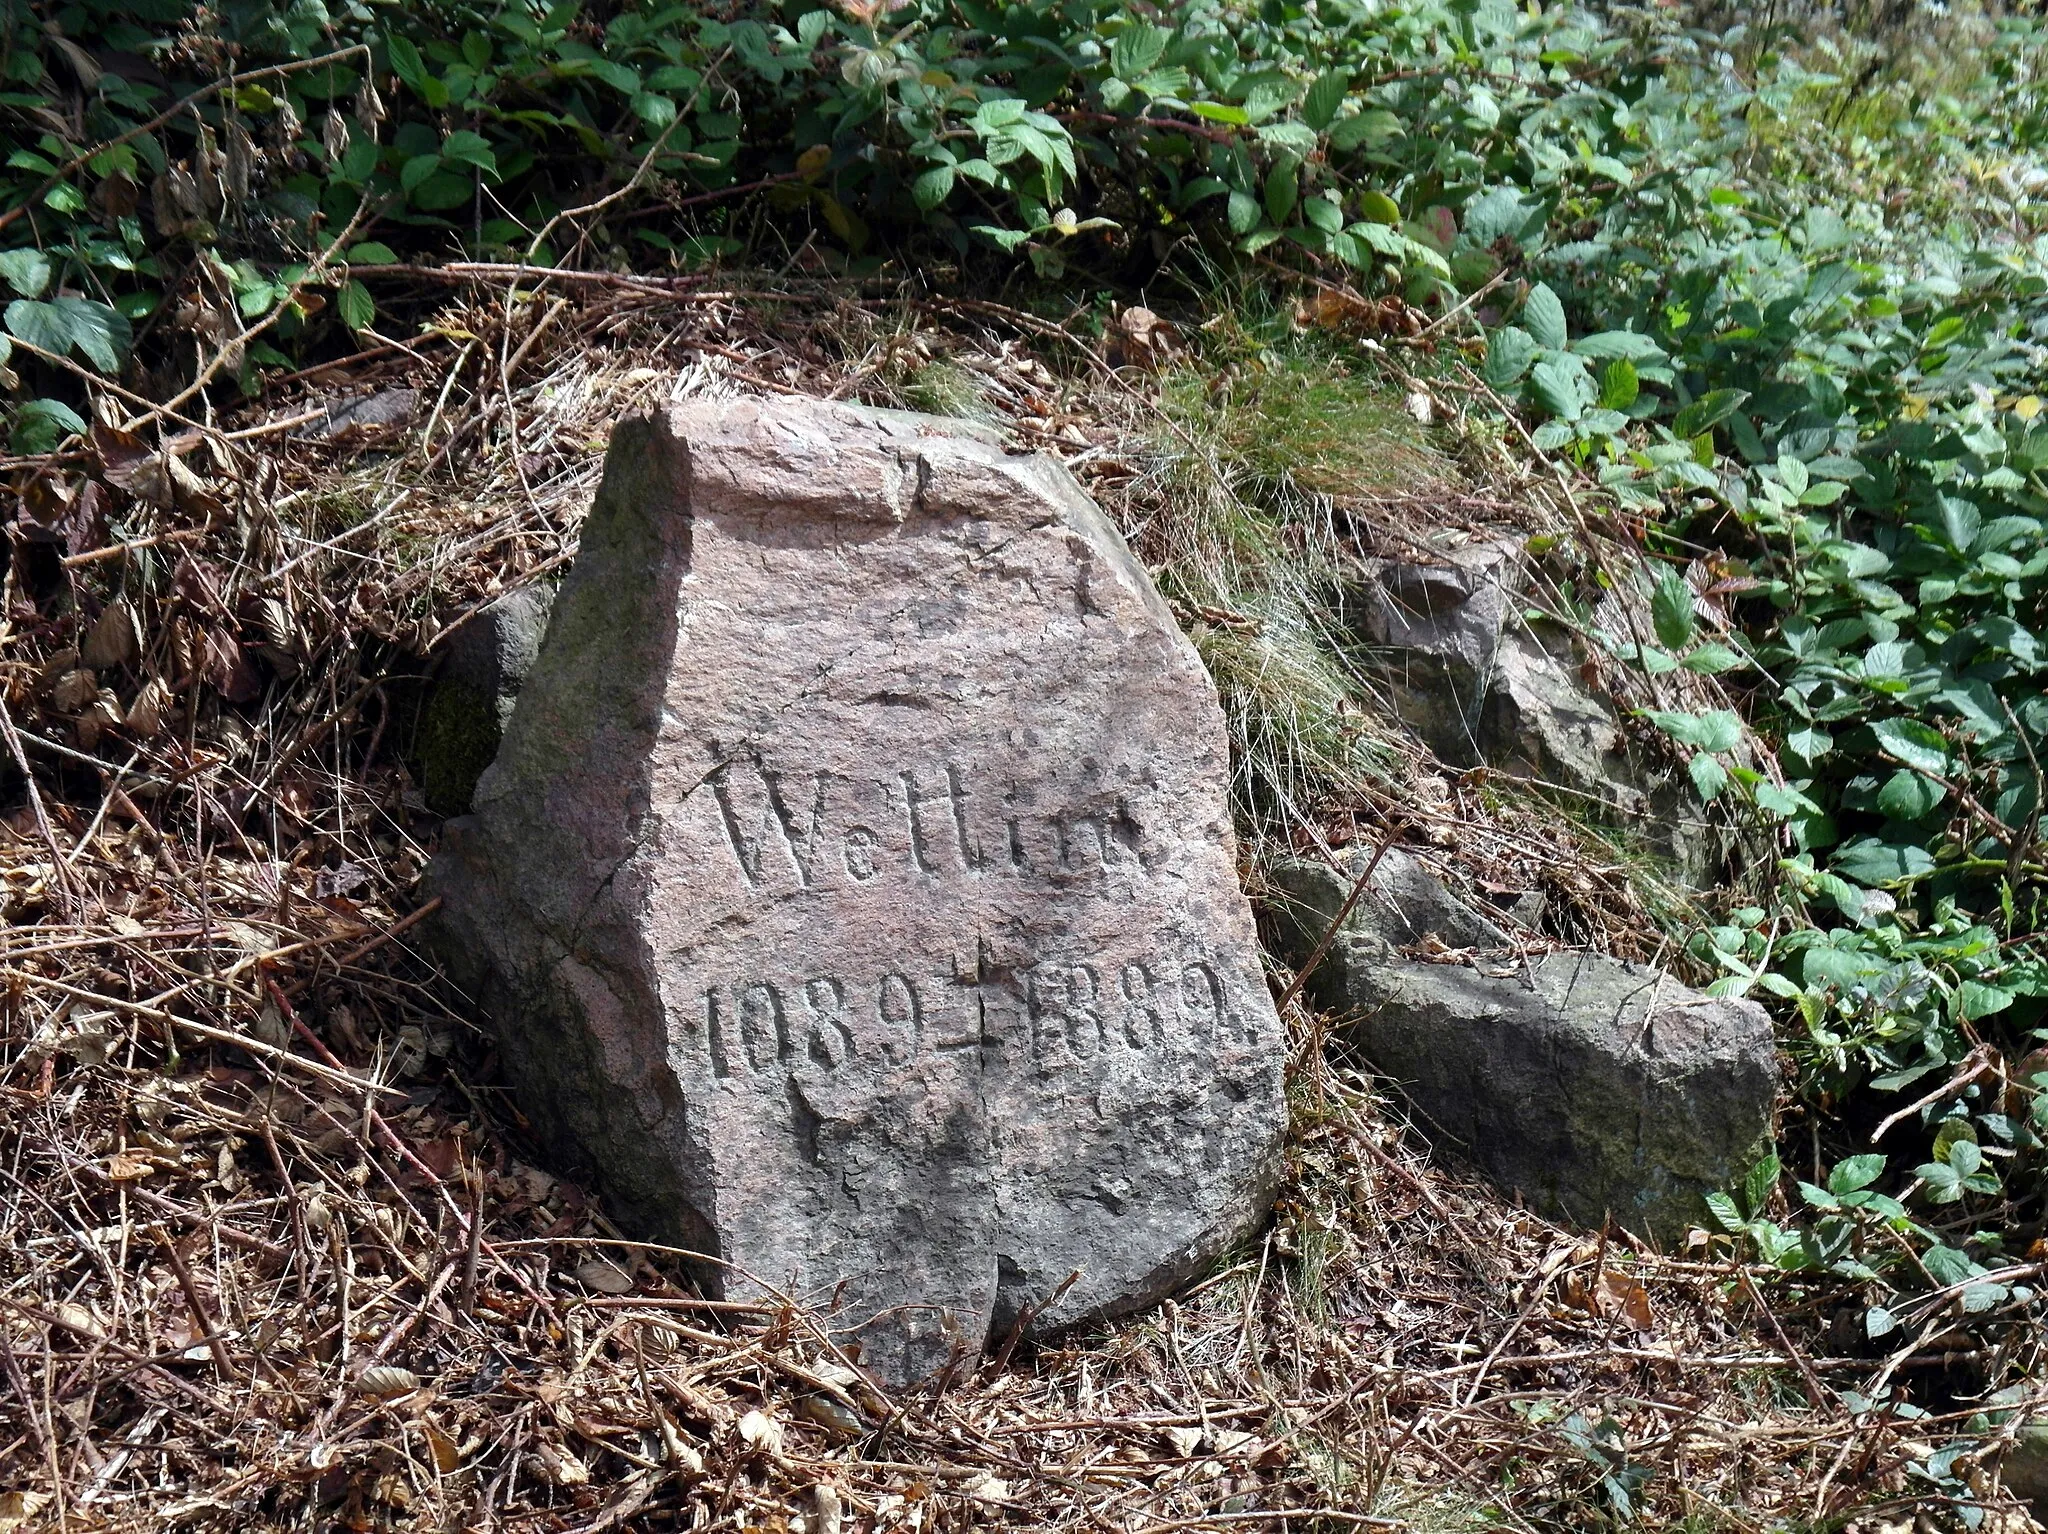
left=690, top=950, right=1253, bottom=1082
left=702, top=757, right=1158, bottom=892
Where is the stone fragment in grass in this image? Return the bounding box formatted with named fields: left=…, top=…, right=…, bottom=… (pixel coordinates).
left=1350, top=539, right=1723, bottom=886
left=431, top=393, right=1285, bottom=1385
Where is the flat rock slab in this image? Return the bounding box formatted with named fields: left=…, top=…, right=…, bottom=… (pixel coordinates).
left=1269, top=853, right=1775, bottom=1240
left=432, top=394, right=1285, bottom=1384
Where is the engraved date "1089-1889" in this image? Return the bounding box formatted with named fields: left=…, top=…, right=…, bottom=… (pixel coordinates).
left=689, top=953, right=1255, bottom=1082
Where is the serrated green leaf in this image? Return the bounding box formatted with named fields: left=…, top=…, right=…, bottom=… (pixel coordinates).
left=387, top=35, right=432, bottom=95
left=6, top=296, right=128, bottom=372
left=1522, top=282, right=1567, bottom=350
left=1672, top=387, right=1749, bottom=438
left=970, top=224, right=1031, bottom=252
left=1690, top=752, right=1729, bottom=800
left=0, top=248, right=51, bottom=298
left=1303, top=195, right=1342, bottom=234
left=1876, top=768, right=1943, bottom=821
left=1573, top=330, right=1665, bottom=362
left=1831, top=1154, right=1886, bottom=1194
left=1960, top=980, right=2016, bottom=1018
left=9, top=396, right=86, bottom=453
left=400, top=153, right=443, bottom=194
left=337, top=278, right=374, bottom=331
left=441, top=130, right=498, bottom=175
left=1302, top=70, right=1348, bottom=132
left=4, top=297, right=71, bottom=357
left=1529, top=356, right=1591, bottom=421
left=1599, top=356, right=1639, bottom=411
left=1327, top=109, right=1399, bottom=150
left=913, top=165, right=955, bottom=210
left=1652, top=569, right=1695, bottom=649
left=1922, top=1245, right=1977, bottom=1286
left=1743, top=1154, right=1781, bottom=1219
left=1263, top=156, right=1298, bottom=225
left=1110, top=22, right=1170, bottom=80
left=1644, top=708, right=1741, bottom=753
left=1831, top=838, right=1936, bottom=884
left=1870, top=717, right=1950, bottom=775
left=1681, top=643, right=1743, bottom=674
left=1483, top=326, right=1536, bottom=388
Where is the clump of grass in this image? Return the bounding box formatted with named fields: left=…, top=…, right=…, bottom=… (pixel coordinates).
left=900, top=358, right=996, bottom=422
left=1132, top=326, right=1457, bottom=851
left=1168, top=345, right=1447, bottom=505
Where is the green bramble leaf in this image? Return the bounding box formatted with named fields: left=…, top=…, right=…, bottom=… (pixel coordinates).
left=1483, top=326, right=1537, bottom=388
left=1690, top=752, right=1729, bottom=800
left=0, top=249, right=52, bottom=298
left=1302, top=70, right=1348, bottom=132
left=1651, top=569, right=1695, bottom=649
left=9, top=396, right=86, bottom=453
left=5, top=296, right=129, bottom=372
left=1598, top=356, right=1639, bottom=411
left=913, top=165, right=955, bottom=210
left=337, top=279, right=375, bottom=331
left=1743, top=1154, right=1781, bottom=1219
left=1672, top=387, right=1749, bottom=438
left=1681, top=643, right=1743, bottom=674
left=1327, top=109, right=1399, bottom=150
left=1263, top=156, right=1299, bottom=225
left=1704, top=1190, right=1746, bottom=1235
left=1830, top=1155, right=1885, bottom=1195
left=1110, top=22, right=1170, bottom=80
left=1870, top=718, right=1950, bottom=776
left=1522, top=282, right=1567, bottom=351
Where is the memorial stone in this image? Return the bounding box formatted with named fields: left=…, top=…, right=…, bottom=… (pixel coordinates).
left=431, top=393, right=1286, bottom=1385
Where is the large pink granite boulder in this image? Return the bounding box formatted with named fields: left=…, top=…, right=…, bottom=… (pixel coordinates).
left=431, top=394, right=1285, bottom=1384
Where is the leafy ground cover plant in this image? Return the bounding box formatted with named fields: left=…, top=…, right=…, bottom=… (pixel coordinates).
left=0, top=0, right=1794, bottom=441
left=1465, top=11, right=2048, bottom=1423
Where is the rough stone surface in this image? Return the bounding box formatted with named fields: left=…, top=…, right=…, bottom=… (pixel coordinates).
left=1351, top=539, right=1520, bottom=764
left=444, top=584, right=556, bottom=729
left=2001, top=1421, right=2048, bottom=1517
left=1268, top=851, right=1775, bottom=1240
left=418, top=585, right=557, bottom=815
left=431, top=394, right=1286, bottom=1384
left=1351, top=543, right=1717, bottom=882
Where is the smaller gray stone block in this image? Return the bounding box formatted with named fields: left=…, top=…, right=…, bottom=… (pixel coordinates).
left=1351, top=540, right=1520, bottom=765
left=1350, top=543, right=1723, bottom=885
left=1269, top=852, right=1777, bottom=1241
left=441, top=585, right=556, bottom=730
left=2001, top=1420, right=2048, bottom=1517
left=417, top=585, right=557, bottom=816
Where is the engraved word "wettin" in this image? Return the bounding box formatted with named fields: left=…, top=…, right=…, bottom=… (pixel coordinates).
left=705, top=758, right=1152, bottom=892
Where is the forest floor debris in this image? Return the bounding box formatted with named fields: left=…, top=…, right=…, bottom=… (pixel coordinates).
left=1, top=279, right=2039, bottom=1531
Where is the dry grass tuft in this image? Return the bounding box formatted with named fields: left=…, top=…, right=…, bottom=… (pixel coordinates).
left=0, top=277, right=2034, bottom=1531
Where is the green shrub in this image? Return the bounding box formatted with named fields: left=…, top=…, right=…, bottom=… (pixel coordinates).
left=1479, top=9, right=2048, bottom=1316
left=0, top=0, right=1735, bottom=429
